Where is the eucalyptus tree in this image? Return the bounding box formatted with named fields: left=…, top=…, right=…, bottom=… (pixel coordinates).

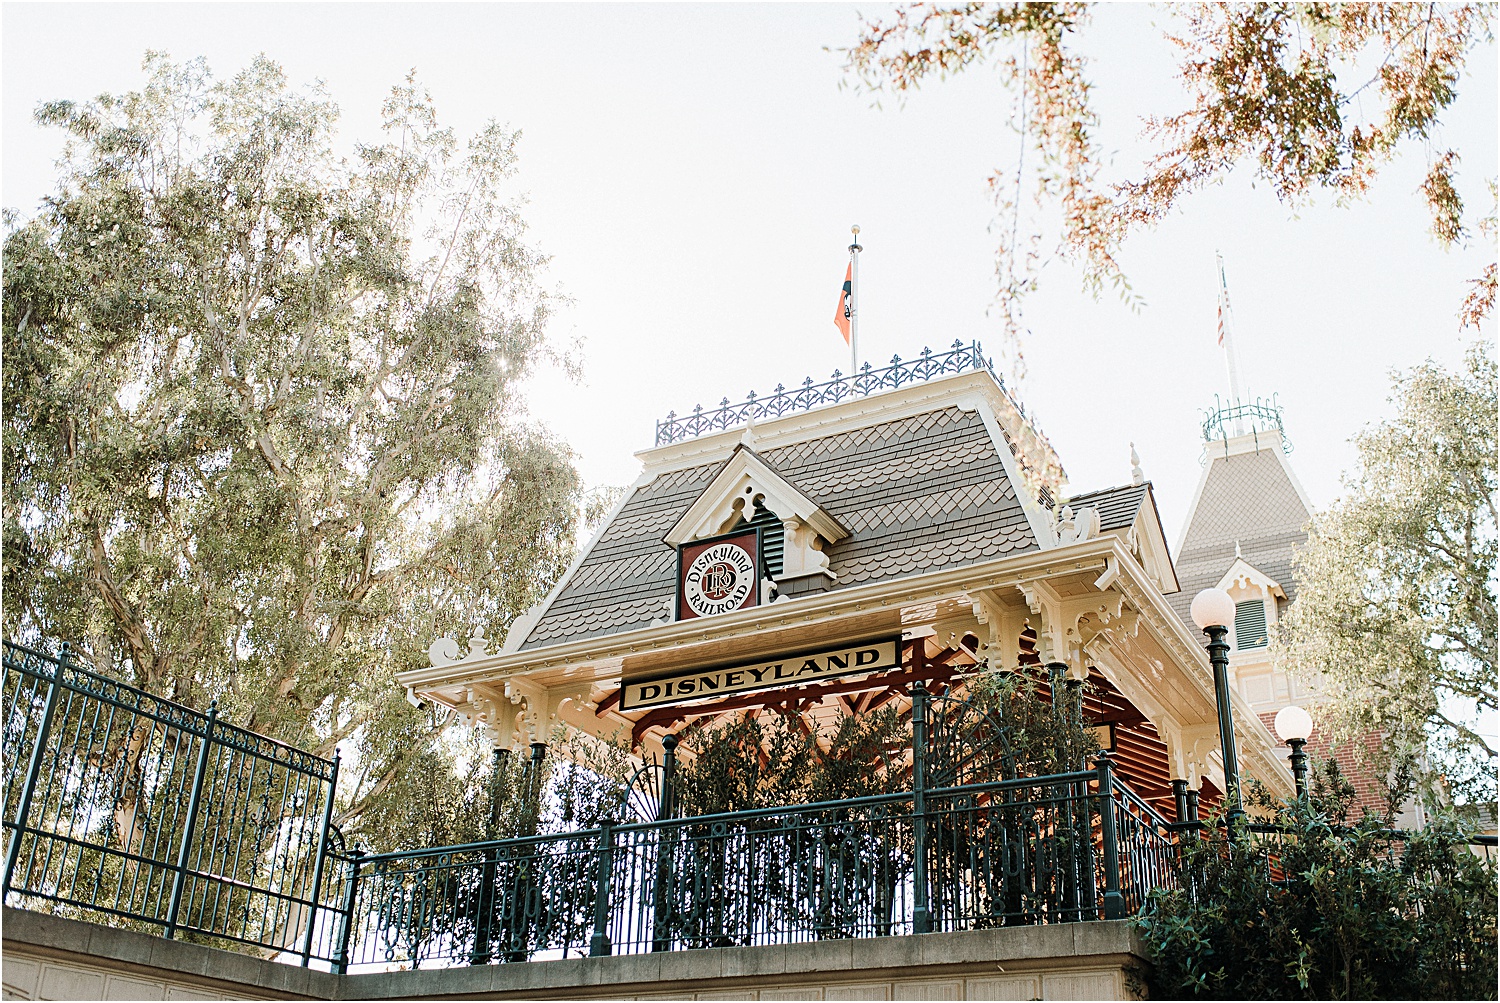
left=2, top=54, right=586, bottom=846
left=1274, top=343, right=1497, bottom=806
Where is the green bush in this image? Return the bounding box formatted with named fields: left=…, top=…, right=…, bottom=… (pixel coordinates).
left=1138, top=774, right=1497, bottom=1000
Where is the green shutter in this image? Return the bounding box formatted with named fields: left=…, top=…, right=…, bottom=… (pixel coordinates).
left=1234, top=600, right=1268, bottom=649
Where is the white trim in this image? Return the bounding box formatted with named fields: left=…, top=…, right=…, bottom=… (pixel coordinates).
left=961, top=395, right=1060, bottom=549
left=663, top=445, right=848, bottom=547
left=1215, top=557, right=1286, bottom=597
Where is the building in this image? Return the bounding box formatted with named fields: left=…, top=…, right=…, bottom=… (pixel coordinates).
left=398, top=343, right=1293, bottom=817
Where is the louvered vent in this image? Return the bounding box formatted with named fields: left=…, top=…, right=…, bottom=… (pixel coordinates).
left=735, top=503, right=784, bottom=578
left=1234, top=600, right=1268, bottom=649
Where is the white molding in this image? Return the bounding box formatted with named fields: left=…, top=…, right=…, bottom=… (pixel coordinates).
left=963, top=394, right=1060, bottom=548
left=1215, top=557, right=1286, bottom=597
left=397, top=537, right=1125, bottom=692
left=663, top=445, right=848, bottom=548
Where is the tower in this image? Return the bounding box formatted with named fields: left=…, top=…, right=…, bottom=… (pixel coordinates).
left=1170, top=399, right=1314, bottom=718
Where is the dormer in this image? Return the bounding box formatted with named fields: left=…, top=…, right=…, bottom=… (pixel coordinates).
left=664, top=445, right=850, bottom=592
left=1215, top=556, right=1287, bottom=655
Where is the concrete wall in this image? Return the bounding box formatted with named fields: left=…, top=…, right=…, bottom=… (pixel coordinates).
left=3, top=908, right=1149, bottom=1001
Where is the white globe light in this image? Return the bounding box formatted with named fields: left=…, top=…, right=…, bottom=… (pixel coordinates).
left=1274, top=704, right=1314, bottom=743
left=1190, top=588, right=1235, bottom=629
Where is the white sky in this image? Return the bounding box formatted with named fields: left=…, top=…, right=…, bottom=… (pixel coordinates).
left=4, top=3, right=1495, bottom=548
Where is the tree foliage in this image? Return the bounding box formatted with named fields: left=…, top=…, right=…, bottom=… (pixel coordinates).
left=1, top=54, right=587, bottom=846
left=843, top=3, right=1496, bottom=345
left=668, top=665, right=1100, bottom=817
left=1273, top=342, right=1497, bottom=805
left=1139, top=773, right=1498, bottom=1000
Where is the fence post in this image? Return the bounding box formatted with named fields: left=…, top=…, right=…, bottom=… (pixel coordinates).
left=1095, top=753, right=1125, bottom=920
left=332, top=848, right=364, bottom=975
left=165, top=701, right=217, bottom=939
left=301, top=751, right=341, bottom=966
left=590, top=820, right=616, bottom=957
left=3, top=642, right=69, bottom=899
left=911, top=679, right=931, bottom=935
left=470, top=747, right=509, bottom=966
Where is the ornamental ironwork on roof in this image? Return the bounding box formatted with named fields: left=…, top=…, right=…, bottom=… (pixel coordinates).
left=1200, top=395, right=1292, bottom=453
left=655, top=340, right=1026, bottom=446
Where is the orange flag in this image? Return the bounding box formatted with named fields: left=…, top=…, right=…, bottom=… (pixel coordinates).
left=834, top=263, right=852, bottom=345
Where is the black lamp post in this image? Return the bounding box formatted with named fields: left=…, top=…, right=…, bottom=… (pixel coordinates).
left=1274, top=704, right=1314, bottom=801
left=1190, top=588, right=1244, bottom=833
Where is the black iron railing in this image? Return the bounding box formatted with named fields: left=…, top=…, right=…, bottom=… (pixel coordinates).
left=653, top=341, right=1022, bottom=446
left=23, top=635, right=1485, bottom=976
left=1, top=640, right=348, bottom=965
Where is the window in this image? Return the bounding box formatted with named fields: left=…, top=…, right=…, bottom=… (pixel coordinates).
left=735, top=502, right=784, bottom=578
left=1234, top=599, right=1268, bottom=649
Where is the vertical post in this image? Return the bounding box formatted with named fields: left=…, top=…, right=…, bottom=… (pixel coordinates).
left=590, top=820, right=616, bottom=957
left=469, top=747, right=509, bottom=966
left=1216, top=250, right=1245, bottom=429
left=651, top=735, right=680, bottom=953
left=1171, top=779, right=1190, bottom=827
left=1204, top=623, right=1245, bottom=835
left=3, top=643, right=68, bottom=899
left=1095, top=753, right=1125, bottom=920
left=659, top=734, right=678, bottom=822
left=911, top=679, right=931, bottom=935
left=166, top=702, right=217, bottom=939
left=301, top=751, right=341, bottom=966
left=332, top=848, right=364, bottom=976
left=848, top=225, right=862, bottom=381
left=1186, top=790, right=1200, bottom=827
left=1061, top=674, right=1085, bottom=920
left=1288, top=738, right=1309, bottom=802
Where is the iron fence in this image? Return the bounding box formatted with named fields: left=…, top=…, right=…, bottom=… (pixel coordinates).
left=1, top=640, right=346, bottom=965
left=333, top=758, right=1170, bottom=972
left=22, top=636, right=1484, bottom=976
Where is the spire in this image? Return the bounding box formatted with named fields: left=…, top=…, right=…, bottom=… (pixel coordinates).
left=1130, top=442, right=1144, bottom=486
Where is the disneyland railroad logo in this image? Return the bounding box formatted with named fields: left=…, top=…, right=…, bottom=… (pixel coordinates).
left=619, top=636, right=902, bottom=711
left=682, top=541, right=756, bottom=618
left=676, top=528, right=761, bottom=621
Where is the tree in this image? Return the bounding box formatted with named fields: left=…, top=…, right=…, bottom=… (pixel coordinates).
left=1273, top=342, right=1497, bottom=806
left=1, top=54, right=587, bottom=849
left=843, top=3, right=1497, bottom=347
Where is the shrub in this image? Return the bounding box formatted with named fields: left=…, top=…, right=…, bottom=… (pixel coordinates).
left=1138, top=774, right=1498, bottom=1000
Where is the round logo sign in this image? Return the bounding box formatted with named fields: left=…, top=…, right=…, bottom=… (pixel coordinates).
left=683, top=541, right=756, bottom=618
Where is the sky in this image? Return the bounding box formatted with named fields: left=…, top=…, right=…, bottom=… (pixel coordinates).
left=3, top=3, right=1496, bottom=550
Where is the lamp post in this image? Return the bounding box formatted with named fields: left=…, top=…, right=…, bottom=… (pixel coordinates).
left=1190, top=588, right=1244, bottom=833
left=1274, top=704, right=1313, bottom=801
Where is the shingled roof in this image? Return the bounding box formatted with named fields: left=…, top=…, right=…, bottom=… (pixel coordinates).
left=1064, top=483, right=1149, bottom=531
left=520, top=405, right=1039, bottom=651
left=1169, top=442, right=1312, bottom=632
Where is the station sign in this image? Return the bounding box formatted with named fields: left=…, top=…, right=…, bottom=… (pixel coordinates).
left=619, top=636, right=902, bottom=712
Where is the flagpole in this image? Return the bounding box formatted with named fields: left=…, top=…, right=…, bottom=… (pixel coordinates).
left=1216, top=250, right=1245, bottom=434
left=849, top=225, right=862, bottom=379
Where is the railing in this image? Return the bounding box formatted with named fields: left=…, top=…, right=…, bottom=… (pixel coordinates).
left=654, top=341, right=1010, bottom=446
left=27, top=637, right=1485, bottom=976
left=1, top=640, right=346, bottom=966
left=337, top=766, right=1157, bottom=971
left=1200, top=394, right=1292, bottom=452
